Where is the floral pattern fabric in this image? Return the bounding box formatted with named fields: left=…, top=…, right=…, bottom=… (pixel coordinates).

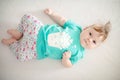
left=9, top=14, right=43, bottom=61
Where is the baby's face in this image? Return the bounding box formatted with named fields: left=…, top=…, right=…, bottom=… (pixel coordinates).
left=80, top=27, right=102, bottom=49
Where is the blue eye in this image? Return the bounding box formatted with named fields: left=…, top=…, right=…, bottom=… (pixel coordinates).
left=93, top=40, right=96, bottom=44
left=89, top=32, right=92, bottom=36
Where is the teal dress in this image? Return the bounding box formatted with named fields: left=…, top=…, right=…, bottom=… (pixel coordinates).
left=36, top=20, right=85, bottom=64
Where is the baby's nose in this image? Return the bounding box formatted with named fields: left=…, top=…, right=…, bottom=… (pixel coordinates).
left=88, top=38, right=93, bottom=42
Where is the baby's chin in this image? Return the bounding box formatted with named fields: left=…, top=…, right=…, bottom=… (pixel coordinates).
left=80, top=40, right=89, bottom=49
left=82, top=44, right=92, bottom=49
left=84, top=45, right=99, bottom=49
left=85, top=46, right=93, bottom=49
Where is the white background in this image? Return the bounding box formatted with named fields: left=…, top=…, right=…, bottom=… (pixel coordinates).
left=0, top=0, right=120, bottom=80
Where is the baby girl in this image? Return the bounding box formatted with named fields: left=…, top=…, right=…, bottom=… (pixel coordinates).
left=1, top=8, right=111, bottom=67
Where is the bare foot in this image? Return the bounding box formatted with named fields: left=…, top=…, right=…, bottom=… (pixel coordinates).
left=7, top=29, right=23, bottom=40
left=1, top=38, right=17, bottom=45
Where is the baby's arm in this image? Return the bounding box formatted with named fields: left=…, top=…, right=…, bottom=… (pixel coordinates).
left=44, top=8, right=67, bottom=26
left=62, top=51, right=72, bottom=68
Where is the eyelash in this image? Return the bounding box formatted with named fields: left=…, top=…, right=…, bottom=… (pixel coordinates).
left=89, top=32, right=92, bottom=36
left=93, top=40, right=96, bottom=44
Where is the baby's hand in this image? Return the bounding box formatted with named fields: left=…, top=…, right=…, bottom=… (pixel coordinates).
left=63, top=51, right=71, bottom=59
left=44, top=8, right=53, bottom=15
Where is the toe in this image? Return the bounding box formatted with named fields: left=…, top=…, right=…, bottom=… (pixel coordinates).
left=7, top=29, right=12, bottom=34
left=1, top=39, right=9, bottom=45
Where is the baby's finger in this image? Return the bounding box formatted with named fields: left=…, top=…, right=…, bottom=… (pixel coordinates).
left=63, top=52, right=66, bottom=56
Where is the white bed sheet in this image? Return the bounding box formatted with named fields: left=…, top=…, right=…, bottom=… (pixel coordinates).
left=0, top=0, right=120, bottom=80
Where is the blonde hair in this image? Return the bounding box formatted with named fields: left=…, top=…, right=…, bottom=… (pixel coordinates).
left=92, top=21, right=111, bottom=42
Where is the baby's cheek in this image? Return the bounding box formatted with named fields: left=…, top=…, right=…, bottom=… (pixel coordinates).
left=91, top=43, right=98, bottom=48
left=88, top=43, right=95, bottom=49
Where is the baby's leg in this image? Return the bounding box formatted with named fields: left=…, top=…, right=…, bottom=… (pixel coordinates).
left=9, top=37, right=37, bottom=61
left=1, top=29, right=23, bottom=45
left=7, top=29, right=23, bottom=40
left=1, top=38, right=17, bottom=45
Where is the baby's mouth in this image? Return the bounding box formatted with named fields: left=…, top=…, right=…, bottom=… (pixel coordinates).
left=84, top=39, right=88, bottom=45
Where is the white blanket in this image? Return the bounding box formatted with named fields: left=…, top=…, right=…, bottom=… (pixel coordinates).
left=0, top=0, right=120, bottom=80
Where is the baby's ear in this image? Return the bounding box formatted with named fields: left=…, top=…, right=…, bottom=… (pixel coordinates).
left=104, top=21, right=111, bottom=33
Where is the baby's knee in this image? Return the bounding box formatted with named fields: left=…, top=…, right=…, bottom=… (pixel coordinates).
left=21, top=14, right=37, bottom=24
left=21, top=14, right=31, bottom=22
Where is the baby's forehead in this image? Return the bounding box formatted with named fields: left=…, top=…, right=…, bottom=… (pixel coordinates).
left=88, top=25, right=104, bottom=33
